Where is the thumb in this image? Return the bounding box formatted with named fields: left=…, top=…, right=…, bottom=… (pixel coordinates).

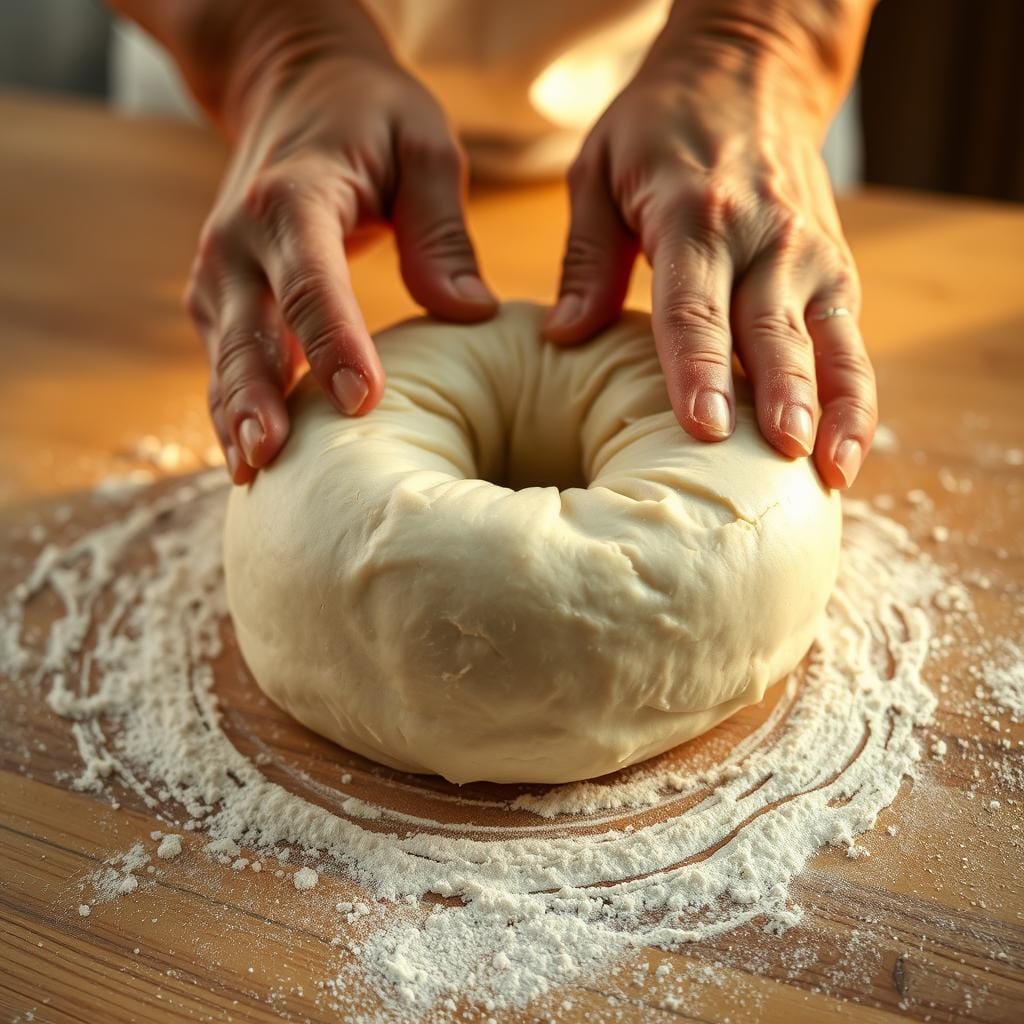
left=543, top=151, right=637, bottom=345
left=393, top=135, right=497, bottom=322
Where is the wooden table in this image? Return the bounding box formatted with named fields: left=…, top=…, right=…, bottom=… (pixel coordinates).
left=1, top=93, right=1022, bottom=1024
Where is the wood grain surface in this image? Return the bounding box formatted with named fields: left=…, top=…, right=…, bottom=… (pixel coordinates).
left=1, top=92, right=1022, bottom=1024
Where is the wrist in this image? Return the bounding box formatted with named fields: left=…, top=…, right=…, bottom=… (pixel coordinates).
left=646, top=0, right=874, bottom=130
left=222, top=5, right=397, bottom=137
left=130, top=0, right=395, bottom=137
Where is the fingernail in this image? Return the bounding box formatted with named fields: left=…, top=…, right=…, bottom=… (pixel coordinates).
left=692, top=389, right=731, bottom=437
left=780, top=404, right=814, bottom=454
left=452, top=274, right=495, bottom=305
left=238, top=416, right=263, bottom=466
left=835, top=438, right=863, bottom=487
left=331, top=367, right=369, bottom=415
left=544, top=294, right=582, bottom=334
left=225, top=444, right=242, bottom=481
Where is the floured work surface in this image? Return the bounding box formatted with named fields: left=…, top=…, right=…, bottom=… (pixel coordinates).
left=1, top=96, right=1023, bottom=1024
left=1, top=455, right=1022, bottom=1023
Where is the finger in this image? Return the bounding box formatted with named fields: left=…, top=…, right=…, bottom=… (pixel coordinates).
left=808, top=297, right=877, bottom=489
left=393, top=135, right=497, bottom=321
left=543, top=153, right=638, bottom=344
left=207, top=270, right=293, bottom=474
left=188, top=277, right=254, bottom=486
left=732, top=261, right=818, bottom=458
left=207, top=378, right=253, bottom=485
left=649, top=234, right=736, bottom=441
left=187, top=270, right=256, bottom=484
left=257, top=190, right=385, bottom=417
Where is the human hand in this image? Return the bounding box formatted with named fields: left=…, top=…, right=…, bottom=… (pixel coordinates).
left=179, top=9, right=496, bottom=483
left=545, top=7, right=877, bottom=489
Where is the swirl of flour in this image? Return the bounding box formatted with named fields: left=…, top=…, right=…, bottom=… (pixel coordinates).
left=2, top=476, right=961, bottom=1019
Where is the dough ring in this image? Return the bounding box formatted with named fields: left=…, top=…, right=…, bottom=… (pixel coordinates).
left=225, top=303, right=841, bottom=784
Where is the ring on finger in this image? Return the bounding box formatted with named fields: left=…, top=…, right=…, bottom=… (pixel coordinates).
left=811, top=306, right=851, bottom=321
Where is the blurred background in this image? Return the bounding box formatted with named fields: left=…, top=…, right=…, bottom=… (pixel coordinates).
left=1, top=0, right=1021, bottom=201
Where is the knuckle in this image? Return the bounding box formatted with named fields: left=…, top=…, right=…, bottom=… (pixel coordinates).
left=561, top=233, right=610, bottom=280
left=277, top=263, right=330, bottom=333
left=679, top=353, right=732, bottom=379
left=275, top=266, right=346, bottom=365
left=657, top=177, right=739, bottom=242
left=830, top=263, right=862, bottom=308
left=827, top=346, right=877, bottom=388
left=746, top=308, right=809, bottom=349
left=659, top=296, right=730, bottom=342
left=212, top=324, right=258, bottom=390
left=183, top=280, right=208, bottom=326
left=218, top=377, right=253, bottom=412
left=655, top=175, right=700, bottom=212
left=217, top=365, right=265, bottom=413
left=206, top=380, right=223, bottom=416
left=802, top=237, right=835, bottom=270
left=649, top=184, right=691, bottom=233
left=196, top=218, right=229, bottom=264
left=612, top=166, right=653, bottom=235
left=837, top=394, right=878, bottom=425
left=300, top=326, right=342, bottom=369
left=770, top=213, right=809, bottom=260
left=693, top=179, right=738, bottom=234
left=410, top=216, right=475, bottom=264
left=242, top=173, right=301, bottom=226
left=760, top=365, right=817, bottom=394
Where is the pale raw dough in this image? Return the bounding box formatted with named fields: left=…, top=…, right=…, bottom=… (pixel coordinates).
left=224, top=303, right=841, bottom=784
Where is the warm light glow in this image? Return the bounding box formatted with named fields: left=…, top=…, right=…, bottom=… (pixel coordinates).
left=529, top=50, right=623, bottom=131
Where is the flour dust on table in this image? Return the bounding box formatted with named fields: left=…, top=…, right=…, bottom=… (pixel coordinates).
left=2, top=470, right=1019, bottom=1022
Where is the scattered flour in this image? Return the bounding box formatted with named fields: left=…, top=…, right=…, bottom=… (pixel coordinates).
left=83, top=843, right=152, bottom=905
left=2, top=472, right=1018, bottom=1021
left=116, top=874, right=139, bottom=895
left=871, top=424, right=899, bottom=454
left=156, top=834, right=182, bottom=859
left=93, top=470, right=156, bottom=502
left=980, top=642, right=1024, bottom=719
left=293, top=867, right=319, bottom=891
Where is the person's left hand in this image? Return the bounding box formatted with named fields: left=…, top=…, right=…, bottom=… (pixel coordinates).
left=544, top=34, right=877, bottom=490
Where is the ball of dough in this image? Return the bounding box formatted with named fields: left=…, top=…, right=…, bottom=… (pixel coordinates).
left=224, top=303, right=841, bottom=784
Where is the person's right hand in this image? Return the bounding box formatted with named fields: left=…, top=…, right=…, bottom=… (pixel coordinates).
left=181, top=18, right=496, bottom=483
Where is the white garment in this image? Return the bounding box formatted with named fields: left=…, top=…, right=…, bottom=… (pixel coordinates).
left=361, top=0, right=670, bottom=178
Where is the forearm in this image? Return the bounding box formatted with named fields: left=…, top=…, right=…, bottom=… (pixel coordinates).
left=108, top=0, right=392, bottom=135
left=647, top=0, right=876, bottom=130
